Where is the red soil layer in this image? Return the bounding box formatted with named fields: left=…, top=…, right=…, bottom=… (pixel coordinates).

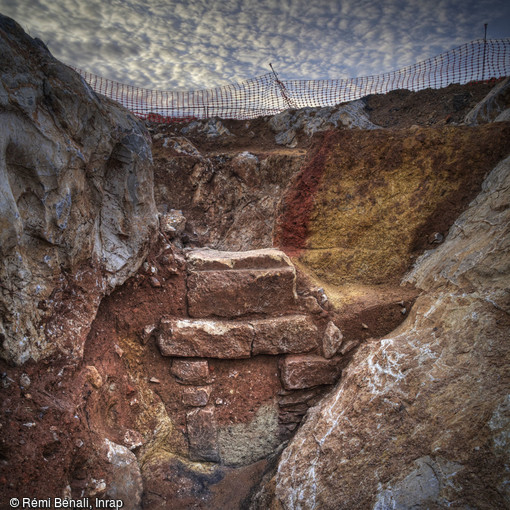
left=274, top=131, right=337, bottom=255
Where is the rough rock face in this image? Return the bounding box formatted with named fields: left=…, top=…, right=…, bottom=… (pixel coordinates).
left=269, top=100, right=379, bottom=147
left=101, top=439, right=143, bottom=510
left=464, top=77, right=510, bottom=125
left=0, top=15, right=158, bottom=364
left=153, top=141, right=304, bottom=251
left=263, top=156, right=510, bottom=509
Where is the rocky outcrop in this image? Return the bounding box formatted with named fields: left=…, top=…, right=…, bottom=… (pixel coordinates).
left=152, top=140, right=304, bottom=251
left=269, top=100, right=379, bottom=147
left=464, top=77, right=510, bottom=125
left=0, top=15, right=158, bottom=364
left=261, top=155, right=510, bottom=509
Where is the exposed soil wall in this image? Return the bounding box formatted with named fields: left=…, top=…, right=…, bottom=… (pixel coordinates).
left=276, top=123, right=510, bottom=285
left=2, top=20, right=509, bottom=509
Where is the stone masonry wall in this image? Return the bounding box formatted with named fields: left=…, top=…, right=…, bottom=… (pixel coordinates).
left=150, top=247, right=358, bottom=465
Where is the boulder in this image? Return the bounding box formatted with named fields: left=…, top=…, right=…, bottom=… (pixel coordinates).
left=266, top=156, right=510, bottom=509
left=181, top=118, right=233, bottom=138
left=0, top=15, right=158, bottom=365
left=182, top=385, right=212, bottom=407
left=171, top=359, right=211, bottom=384
left=321, top=321, right=343, bottom=358
left=464, top=77, right=510, bottom=125
left=187, top=266, right=297, bottom=319
left=186, top=249, right=298, bottom=319
left=269, top=101, right=379, bottom=146
left=101, top=439, right=143, bottom=510
left=159, top=319, right=253, bottom=359
left=251, top=315, right=319, bottom=355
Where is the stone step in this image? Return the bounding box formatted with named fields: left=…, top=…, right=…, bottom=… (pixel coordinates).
left=186, top=248, right=298, bottom=318
left=157, top=315, right=319, bottom=359
left=186, top=247, right=294, bottom=271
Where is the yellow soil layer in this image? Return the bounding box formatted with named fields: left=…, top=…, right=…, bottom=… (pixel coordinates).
left=117, top=335, right=189, bottom=466
left=300, top=124, right=510, bottom=285
left=293, top=258, right=418, bottom=311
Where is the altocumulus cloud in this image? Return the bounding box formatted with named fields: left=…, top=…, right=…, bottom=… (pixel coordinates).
left=1, top=0, right=509, bottom=90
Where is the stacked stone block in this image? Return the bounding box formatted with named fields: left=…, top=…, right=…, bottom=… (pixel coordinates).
left=154, top=248, right=356, bottom=463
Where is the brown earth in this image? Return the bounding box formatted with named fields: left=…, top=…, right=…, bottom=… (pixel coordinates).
left=363, top=80, right=500, bottom=128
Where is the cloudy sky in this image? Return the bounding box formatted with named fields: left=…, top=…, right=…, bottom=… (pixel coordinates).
left=1, top=0, right=510, bottom=91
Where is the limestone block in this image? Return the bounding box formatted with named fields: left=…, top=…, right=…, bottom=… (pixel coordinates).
left=182, top=386, right=212, bottom=407
left=186, top=247, right=294, bottom=271
left=251, top=315, right=319, bottom=355
left=186, top=405, right=220, bottom=462
left=159, top=319, right=253, bottom=359
left=158, top=315, right=319, bottom=359
left=171, top=359, right=210, bottom=385
left=279, top=354, right=342, bottom=390
left=101, top=439, right=143, bottom=510
left=187, top=267, right=297, bottom=318
left=278, top=387, right=327, bottom=408
left=321, top=321, right=343, bottom=358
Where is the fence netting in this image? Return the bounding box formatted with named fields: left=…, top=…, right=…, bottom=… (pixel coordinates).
left=73, top=38, right=510, bottom=122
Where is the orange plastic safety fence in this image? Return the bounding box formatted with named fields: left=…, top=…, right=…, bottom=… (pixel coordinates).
left=72, top=38, right=510, bottom=123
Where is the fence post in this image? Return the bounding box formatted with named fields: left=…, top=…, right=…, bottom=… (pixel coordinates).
left=482, top=23, right=488, bottom=81
left=269, top=63, right=295, bottom=109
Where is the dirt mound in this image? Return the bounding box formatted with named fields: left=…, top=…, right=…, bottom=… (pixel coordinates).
left=148, top=80, right=500, bottom=155
left=364, top=80, right=499, bottom=128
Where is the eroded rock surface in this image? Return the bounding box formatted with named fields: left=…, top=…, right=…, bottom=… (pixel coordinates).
left=152, top=142, right=304, bottom=251
left=0, top=15, right=158, bottom=364
left=464, top=76, right=510, bottom=125
left=263, top=156, right=510, bottom=509
left=269, top=100, right=379, bottom=147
